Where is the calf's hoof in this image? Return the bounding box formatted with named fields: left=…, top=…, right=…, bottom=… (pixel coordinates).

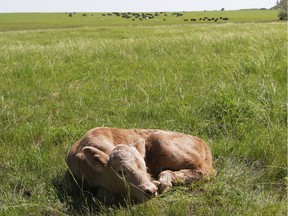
left=157, top=170, right=174, bottom=194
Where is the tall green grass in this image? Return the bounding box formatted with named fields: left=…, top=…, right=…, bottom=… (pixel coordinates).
left=0, top=21, right=286, bottom=215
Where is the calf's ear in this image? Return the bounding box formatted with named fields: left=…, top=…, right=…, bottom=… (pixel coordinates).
left=134, top=139, right=146, bottom=158
left=83, top=147, right=109, bottom=172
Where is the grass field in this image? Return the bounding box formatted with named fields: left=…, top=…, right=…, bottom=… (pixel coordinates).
left=0, top=10, right=287, bottom=215
left=0, top=10, right=280, bottom=31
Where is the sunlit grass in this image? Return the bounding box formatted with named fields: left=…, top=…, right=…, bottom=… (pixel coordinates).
left=0, top=19, right=286, bottom=215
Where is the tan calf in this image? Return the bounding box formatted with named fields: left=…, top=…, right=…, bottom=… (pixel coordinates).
left=66, top=127, right=216, bottom=202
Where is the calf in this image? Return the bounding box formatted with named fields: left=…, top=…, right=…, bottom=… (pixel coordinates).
left=66, top=127, right=216, bottom=202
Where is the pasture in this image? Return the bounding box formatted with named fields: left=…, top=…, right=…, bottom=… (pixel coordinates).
left=0, top=10, right=287, bottom=215
left=0, top=9, right=279, bottom=31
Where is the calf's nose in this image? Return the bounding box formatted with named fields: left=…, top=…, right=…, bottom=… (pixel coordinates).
left=143, top=184, right=158, bottom=197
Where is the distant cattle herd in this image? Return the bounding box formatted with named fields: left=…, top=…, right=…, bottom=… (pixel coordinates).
left=67, top=12, right=230, bottom=22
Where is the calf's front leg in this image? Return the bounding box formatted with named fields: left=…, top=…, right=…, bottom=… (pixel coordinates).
left=157, top=168, right=215, bottom=194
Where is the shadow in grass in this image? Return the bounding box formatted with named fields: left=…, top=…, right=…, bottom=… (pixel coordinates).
left=52, top=172, right=132, bottom=215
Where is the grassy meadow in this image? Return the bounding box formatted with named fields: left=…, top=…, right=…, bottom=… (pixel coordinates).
left=0, top=9, right=279, bottom=31
left=0, top=10, right=287, bottom=215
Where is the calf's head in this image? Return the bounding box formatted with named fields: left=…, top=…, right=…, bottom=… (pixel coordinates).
left=82, top=140, right=158, bottom=202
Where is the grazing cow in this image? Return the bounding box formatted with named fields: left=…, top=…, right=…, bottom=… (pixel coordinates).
left=66, top=127, right=216, bottom=203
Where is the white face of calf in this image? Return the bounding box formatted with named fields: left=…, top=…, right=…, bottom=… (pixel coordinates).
left=83, top=140, right=158, bottom=202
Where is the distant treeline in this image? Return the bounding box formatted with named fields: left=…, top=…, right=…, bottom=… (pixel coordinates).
left=272, top=0, right=287, bottom=9
left=272, top=0, right=288, bottom=20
